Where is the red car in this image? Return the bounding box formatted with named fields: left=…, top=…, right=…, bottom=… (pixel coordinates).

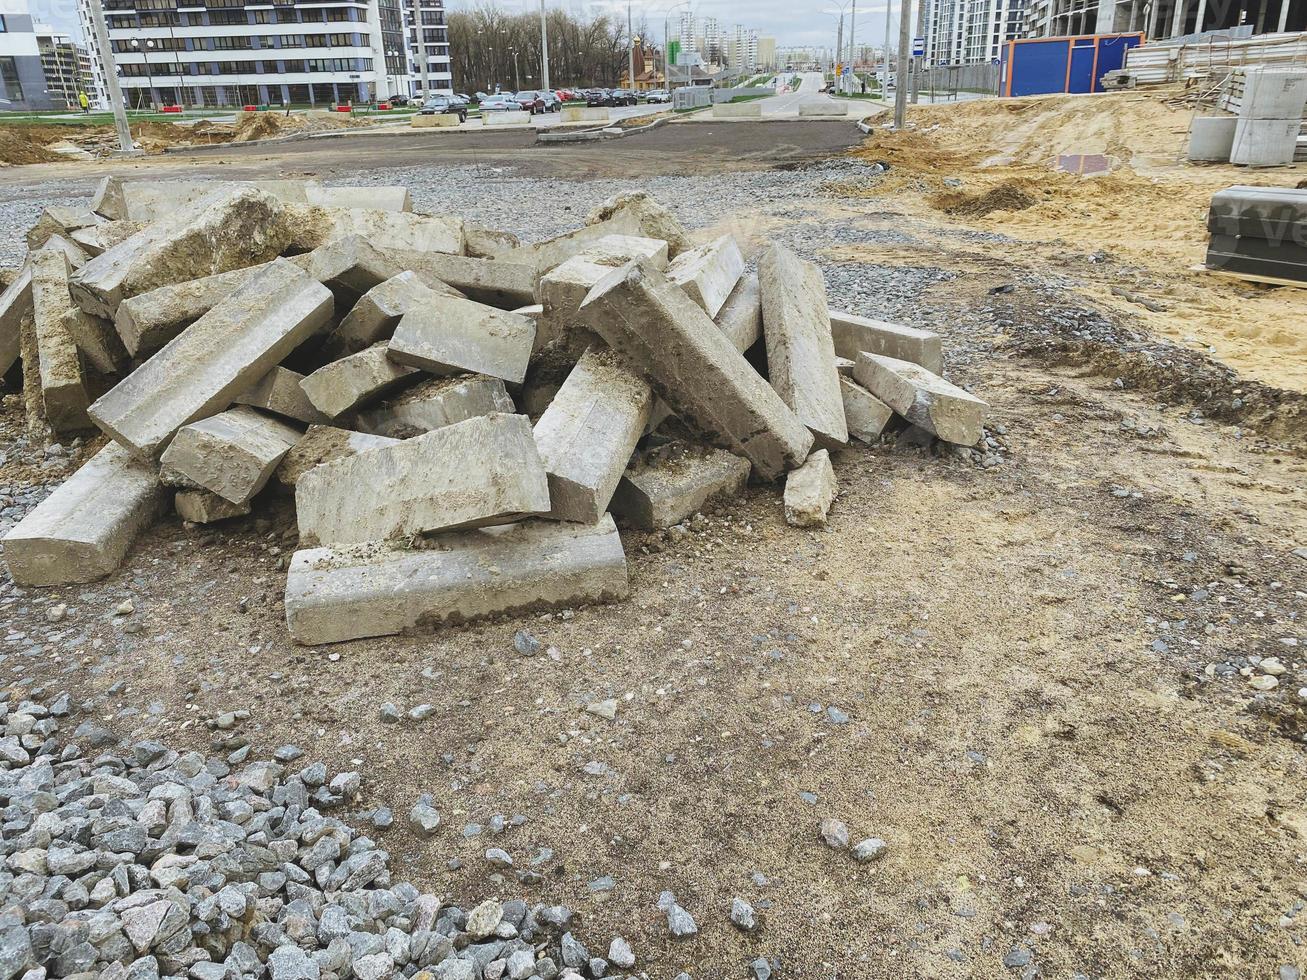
left=512, top=91, right=546, bottom=114
left=557, top=89, right=580, bottom=101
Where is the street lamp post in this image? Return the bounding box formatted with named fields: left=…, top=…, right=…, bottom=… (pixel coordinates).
left=130, top=39, right=156, bottom=110
left=511, top=46, right=520, bottom=91
left=662, top=0, right=689, bottom=93
left=539, top=0, right=550, bottom=91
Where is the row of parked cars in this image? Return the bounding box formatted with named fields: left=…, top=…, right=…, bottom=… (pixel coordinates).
left=415, top=87, right=672, bottom=119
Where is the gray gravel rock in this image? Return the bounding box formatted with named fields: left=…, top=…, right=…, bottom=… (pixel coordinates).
left=820, top=817, right=850, bottom=848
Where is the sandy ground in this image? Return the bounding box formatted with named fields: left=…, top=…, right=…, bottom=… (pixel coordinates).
left=855, top=92, right=1307, bottom=394
left=0, top=96, right=1305, bottom=979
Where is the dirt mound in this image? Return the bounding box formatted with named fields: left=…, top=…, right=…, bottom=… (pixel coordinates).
left=934, top=181, right=1038, bottom=217
left=0, top=129, right=67, bottom=165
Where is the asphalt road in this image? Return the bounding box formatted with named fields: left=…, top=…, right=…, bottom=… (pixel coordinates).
left=6, top=119, right=864, bottom=184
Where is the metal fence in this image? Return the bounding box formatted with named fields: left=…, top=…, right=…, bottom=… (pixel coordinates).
left=672, top=87, right=712, bottom=109
left=917, top=63, right=1002, bottom=97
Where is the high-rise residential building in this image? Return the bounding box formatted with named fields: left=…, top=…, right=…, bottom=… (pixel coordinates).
left=404, top=0, right=451, bottom=96
left=1023, top=0, right=1298, bottom=40
left=757, top=36, right=776, bottom=70
left=696, top=15, right=724, bottom=66
left=925, top=0, right=1026, bottom=66
left=76, top=0, right=420, bottom=109
left=35, top=26, right=96, bottom=108
left=0, top=0, right=60, bottom=110
left=728, top=24, right=758, bottom=73
left=677, top=11, right=695, bottom=58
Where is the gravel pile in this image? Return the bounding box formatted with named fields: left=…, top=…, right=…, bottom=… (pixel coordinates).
left=0, top=692, right=636, bottom=980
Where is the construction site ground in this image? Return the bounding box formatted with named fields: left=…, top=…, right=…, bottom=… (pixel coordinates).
left=1, top=92, right=1305, bottom=978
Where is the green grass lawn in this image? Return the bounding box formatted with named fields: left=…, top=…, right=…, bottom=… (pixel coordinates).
left=728, top=92, right=771, bottom=103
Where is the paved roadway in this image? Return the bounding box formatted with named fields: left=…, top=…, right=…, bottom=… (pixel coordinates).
left=762, top=71, right=840, bottom=116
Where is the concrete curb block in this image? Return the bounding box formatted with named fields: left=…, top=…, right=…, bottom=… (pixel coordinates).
left=536, top=112, right=674, bottom=144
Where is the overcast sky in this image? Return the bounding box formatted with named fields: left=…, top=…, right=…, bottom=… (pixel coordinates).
left=42, top=0, right=908, bottom=57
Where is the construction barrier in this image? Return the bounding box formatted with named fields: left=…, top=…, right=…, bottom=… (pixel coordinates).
left=711, top=101, right=763, bottom=118
left=482, top=110, right=532, bottom=126
left=560, top=106, right=609, bottom=123
left=411, top=113, right=461, bottom=128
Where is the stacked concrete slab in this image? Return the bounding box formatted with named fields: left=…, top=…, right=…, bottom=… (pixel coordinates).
left=0, top=180, right=989, bottom=649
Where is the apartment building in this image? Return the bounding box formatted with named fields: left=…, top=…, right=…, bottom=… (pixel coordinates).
left=1024, top=0, right=1300, bottom=40
left=926, top=0, right=1028, bottom=65
left=403, top=0, right=451, bottom=96
left=77, top=0, right=418, bottom=109
left=757, top=35, right=776, bottom=70
left=0, top=0, right=59, bottom=109
left=728, top=24, right=758, bottom=72
left=36, top=27, right=95, bottom=107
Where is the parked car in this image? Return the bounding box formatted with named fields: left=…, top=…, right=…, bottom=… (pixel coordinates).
left=609, top=88, right=638, bottom=106
left=537, top=90, right=561, bottom=111
left=556, top=89, right=581, bottom=101
left=478, top=94, right=518, bottom=112
left=418, top=95, right=467, bottom=121
left=644, top=89, right=671, bottom=103
left=453, top=93, right=473, bottom=105
left=475, top=90, right=491, bottom=100
left=585, top=88, right=614, bottom=107
left=387, top=94, right=410, bottom=107
left=511, top=91, right=546, bottom=114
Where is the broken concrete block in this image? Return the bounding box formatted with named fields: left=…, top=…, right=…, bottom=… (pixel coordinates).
left=579, top=260, right=812, bottom=481
left=235, top=366, right=330, bottom=425
left=533, top=236, right=670, bottom=353
left=829, top=310, right=943, bottom=375
left=465, top=226, right=520, bottom=258
left=175, top=490, right=251, bottom=524
left=291, top=206, right=464, bottom=256
left=303, top=184, right=411, bottom=212
left=715, top=272, right=763, bottom=353
left=389, top=296, right=535, bottom=386
left=834, top=356, right=855, bottom=376
left=286, top=235, right=406, bottom=307
left=853, top=353, right=987, bottom=446
left=159, top=406, right=301, bottom=504
left=29, top=250, right=91, bottom=432
left=70, top=187, right=294, bottom=318
left=783, top=448, right=836, bottom=527
left=610, top=441, right=750, bottom=530
left=299, top=343, right=419, bottom=419
left=533, top=348, right=654, bottom=524
left=355, top=375, right=515, bottom=438
left=114, top=266, right=259, bottom=358
left=378, top=249, right=535, bottom=308
left=585, top=191, right=690, bottom=257
left=285, top=515, right=629, bottom=644
left=88, top=259, right=333, bottom=457
left=91, top=176, right=412, bottom=223
left=39, top=235, right=91, bottom=272
left=295, top=413, right=550, bottom=547
left=275, top=425, right=399, bottom=488
left=538, top=236, right=670, bottom=311
left=27, top=207, right=102, bottom=251
left=840, top=377, right=893, bottom=443
left=2, top=442, right=167, bottom=586
left=0, top=264, right=33, bottom=377
left=666, top=234, right=744, bottom=318
left=69, top=220, right=145, bottom=257
left=31, top=250, right=124, bottom=377
left=759, top=244, right=847, bottom=448
left=325, top=271, right=462, bottom=358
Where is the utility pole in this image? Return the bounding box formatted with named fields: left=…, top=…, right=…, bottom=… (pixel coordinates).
left=87, top=0, right=133, bottom=150
left=893, top=0, right=910, bottom=127
left=417, top=3, right=431, bottom=100
left=540, top=0, right=550, bottom=90
left=628, top=1, right=635, bottom=89
left=835, top=13, right=843, bottom=92
left=912, top=0, right=926, bottom=102
left=882, top=0, right=892, bottom=99
left=848, top=0, right=856, bottom=95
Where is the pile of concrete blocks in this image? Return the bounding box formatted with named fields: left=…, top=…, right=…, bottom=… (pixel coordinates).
left=0, top=179, right=988, bottom=644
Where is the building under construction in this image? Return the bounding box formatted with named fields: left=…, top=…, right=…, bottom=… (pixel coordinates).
left=1024, top=0, right=1303, bottom=39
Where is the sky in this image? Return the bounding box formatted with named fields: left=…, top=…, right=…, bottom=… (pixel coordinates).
left=37, top=0, right=910, bottom=59
left=457, top=0, right=907, bottom=53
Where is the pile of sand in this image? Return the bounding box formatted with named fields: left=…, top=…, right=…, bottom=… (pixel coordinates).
left=851, top=90, right=1307, bottom=393
left=0, top=129, right=74, bottom=165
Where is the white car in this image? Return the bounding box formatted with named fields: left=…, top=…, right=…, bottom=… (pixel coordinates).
left=645, top=90, right=671, bottom=103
